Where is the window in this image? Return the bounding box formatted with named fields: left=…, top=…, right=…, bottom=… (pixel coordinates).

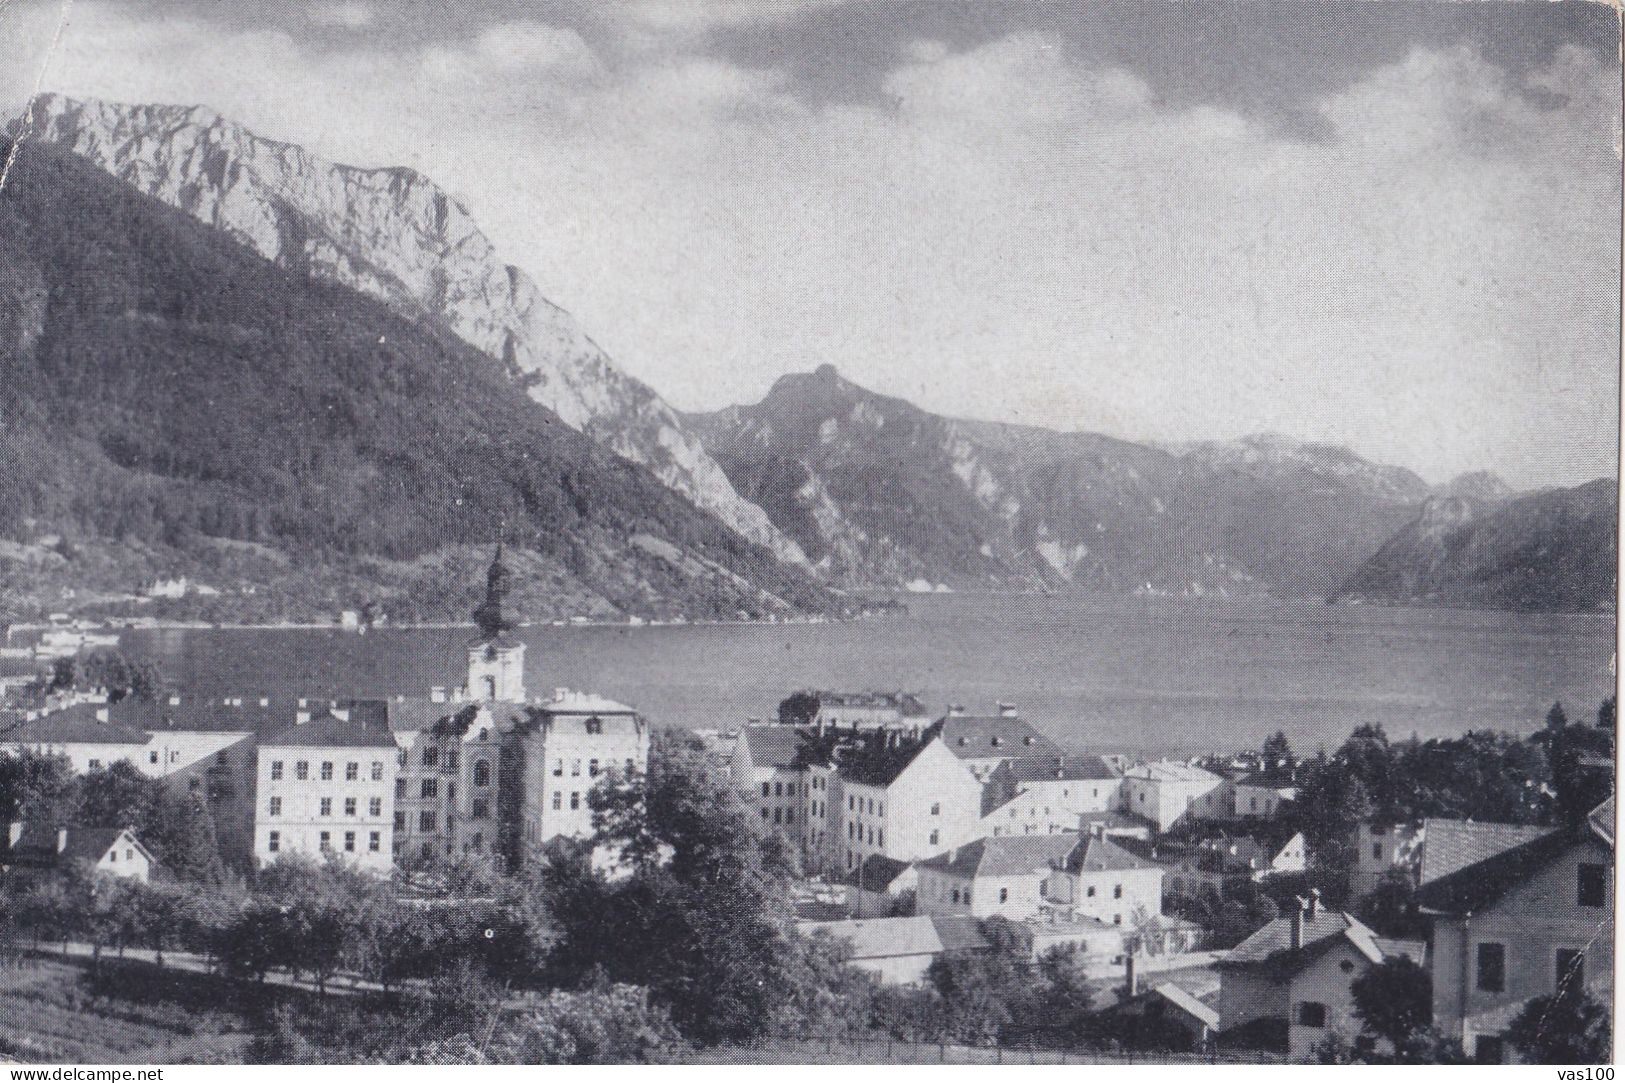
left=321, top=761, right=333, bottom=781
left=1296, top=1002, right=1327, bottom=1029
left=320, top=797, right=332, bottom=816
left=1087, top=885, right=1096, bottom=898
left=345, top=797, right=357, bottom=816
left=109, top=849, right=117, bottom=863
left=398, top=749, right=408, bottom=766
left=1372, top=842, right=1383, bottom=860
left=150, top=751, right=159, bottom=764
left=88, top=759, right=101, bottom=770
left=586, top=717, right=602, bottom=735
left=762, top=782, right=771, bottom=798
left=268, top=831, right=280, bottom=852
left=929, top=830, right=939, bottom=846
left=1578, top=863, right=1606, bottom=907
left=951, top=888, right=961, bottom=904
left=590, top=758, right=600, bottom=777
left=344, top=831, right=355, bottom=853
left=421, top=779, right=438, bottom=799
left=345, top=762, right=358, bottom=781
left=394, top=778, right=406, bottom=798
left=848, top=796, right=855, bottom=811
left=474, top=760, right=491, bottom=787
left=368, top=831, right=381, bottom=852
left=423, top=747, right=439, bottom=768
left=774, top=808, right=782, bottom=825
left=319, top=831, right=332, bottom=851
left=1474, top=1036, right=1505, bottom=1064
left=931, top=802, right=941, bottom=815
left=571, top=759, right=581, bottom=777
left=297, top=760, right=310, bottom=780
left=371, top=761, right=384, bottom=781
left=271, top=760, right=284, bottom=780
left=369, top=797, right=382, bottom=817
left=999, top=888, right=1009, bottom=903
left=472, top=798, right=489, bottom=819
left=570, top=792, right=580, bottom=810
left=1476, top=943, right=1506, bottom=993
left=552, top=792, right=562, bottom=810
left=553, top=758, right=564, bottom=777
left=419, top=811, right=436, bottom=831
left=764, top=808, right=771, bottom=820
left=269, top=797, right=282, bottom=816
left=1114, top=884, right=1123, bottom=899
left=1556, top=949, right=1585, bottom=992
left=625, top=758, right=635, bottom=777
left=394, top=812, right=406, bottom=830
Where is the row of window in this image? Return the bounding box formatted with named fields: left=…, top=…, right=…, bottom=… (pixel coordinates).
left=550, top=791, right=584, bottom=811
left=554, top=758, right=636, bottom=778
left=266, top=829, right=382, bottom=854
left=763, top=806, right=796, bottom=825
left=1476, top=943, right=1588, bottom=995
left=267, top=796, right=384, bottom=818
left=847, top=822, right=883, bottom=846
left=848, top=795, right=886, bottom=816
left=269, top=760, right=385, bottom=782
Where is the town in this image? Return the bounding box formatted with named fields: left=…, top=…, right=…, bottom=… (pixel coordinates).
left=0, top=550, right=1613, bottom=1064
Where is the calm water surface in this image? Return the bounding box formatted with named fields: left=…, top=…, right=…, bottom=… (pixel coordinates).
left=112, top=593, right=1614, bottom=756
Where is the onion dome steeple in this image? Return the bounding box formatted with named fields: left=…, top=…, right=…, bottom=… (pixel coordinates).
left=472, top=542, right=517, bottom=642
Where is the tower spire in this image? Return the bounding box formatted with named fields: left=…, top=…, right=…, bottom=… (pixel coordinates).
left=472, top=543, right=515, bottom=641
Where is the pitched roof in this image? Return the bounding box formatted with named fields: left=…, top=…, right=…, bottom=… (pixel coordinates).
left=839, top=853, right=915, bottom=891
left=1220, top=908, right=1414, bottom=976
left=805, top=914, right=990, bottom=959
left=920, top=831, right=1079, bottom=879
left=934, top=715, right=1062, bottom=760
left=1590, top=796, right=1615, bottom=847
left=1003, top=755, right=1121, bottom=782
left=1124, top=760, right=1221, bottom=784
left=836, top=735, right=934, bottom=787
left=1418, top=819, right=1554, bottom=885
left=6, top=705, right=152, bottom=746
left=260, top=711, right=399, bottom=749
left=1234, top=771, right=1297, bottom=790
left=741, top=725, right=817, bottom=769
left=3, top=824, right=147, bottom=865
left=1064, top=834, right=1161, bottom=874
left=1154, top=982, right=1220, bottom=1029
left=1416, top=819, right=1608, bottom=916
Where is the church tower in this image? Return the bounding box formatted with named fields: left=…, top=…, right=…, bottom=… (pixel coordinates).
left=467, top=544, right=526, bottom=702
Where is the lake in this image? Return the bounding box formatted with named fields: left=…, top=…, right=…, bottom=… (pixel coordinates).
left=111, top=593, right=1614, bottom=756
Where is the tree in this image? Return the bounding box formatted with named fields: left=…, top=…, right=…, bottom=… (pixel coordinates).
left=776, top=691, right=820, bottom=727
left=45, top=650, right=164, bottom=703
left=77, top=760, right=159, bottom=828
left=0, top=749, right=78, bottom=825
left=1262, top=730, right=1293, bottom=768
left=1351, top=957, right=1432, bottom=1060
left=144, top=789, right=225, bottom=883
left=1507, top=987, right=1611, bottom=1064
left=1356, top=867, right=1425, bottom=939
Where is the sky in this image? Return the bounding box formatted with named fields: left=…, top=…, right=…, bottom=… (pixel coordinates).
left=1, top=0, right=1620, bottom=489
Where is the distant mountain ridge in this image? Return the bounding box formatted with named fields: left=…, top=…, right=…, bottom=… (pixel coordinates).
left=689, top=365, right=1433, bottom=598
left=1335, top=479, right=1617, bottom=612
left=13, top=93, right=809, bottom=570
left=0, top=138, right=834, bottom=623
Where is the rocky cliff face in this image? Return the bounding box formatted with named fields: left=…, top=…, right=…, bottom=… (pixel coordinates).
left=690, top=365, right=1424, bottom=597
left=15, top=94, right=807, bottom=569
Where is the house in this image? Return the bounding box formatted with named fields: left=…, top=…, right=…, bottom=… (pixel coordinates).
left=3, top=705, right=154, bottom=774
left=1120, top=761, right=1226, bottom=831
left=1230, top=771, right=1297, bottom=819
left=254, top=710, right=400, bottom=874
left=514, top=689, right=646, bottom=852
left=0, top=823, right=155, bottom=883
left=1218, top=891, right=1425, bottom=1061
left=978, top=754, right=1123, bottom=838
left=835, top=735, right=985, bottom=869
left=1102, top=964, right=1222, bottom=1052
left=809, top=691, right=929, bottom=730
left=1350, top=818, right=1550, bottom=901
left=803, top=914, right=991, bottom=984
left=1042, top=833, right=1165, bottom=928
left=1416, top=801, right=1614, bottom=1063
left=917, top=832, right=1079, bottom=919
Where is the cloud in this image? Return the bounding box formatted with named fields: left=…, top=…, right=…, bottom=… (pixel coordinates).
left=306, top=2, right=374, bottom=30
left=0, top=1, right=1616, bottom=488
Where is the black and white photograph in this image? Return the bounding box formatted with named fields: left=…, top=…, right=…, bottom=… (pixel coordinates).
left=0, top=0, right=1617, bottom=1068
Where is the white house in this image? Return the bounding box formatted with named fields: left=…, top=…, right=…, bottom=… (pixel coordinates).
left=1120, top=761, right=1225, bottom=831
left=1, top=823, right=155, bottom=883
left=254, top=711, right=400, bottom=874
left=803, top=914, right=990, bottom=985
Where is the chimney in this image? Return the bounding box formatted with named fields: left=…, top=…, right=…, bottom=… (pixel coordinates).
left=1290, top=897, right=1306, bottom=949
left=295, top=709, right=310, bottom=725
left=1125, top=951, right=1140, bottom=997
left=259, top=696, right=270, bottom=708
left=947, top=704, right=965, bottom=717
left=167, top=693, right=180, bottom=706
left=332, top=708, right=350, bottom=722
left=430, top=687, right=446, bottom=704
left=95, top=706, right=108, bottom=723
left=6, top=822, right=21, bottom=847
left=1306, top=888, right=1321, bottom=920
left=56, top=828, right=68, bottom=853
left=997, top=702, right=1017, bottom=718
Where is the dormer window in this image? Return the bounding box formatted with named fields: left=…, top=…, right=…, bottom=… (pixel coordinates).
left=1023, top=736, right=1034, bottom=745
left=586, top=717, right=603, bottom=735
left=991, top=737, right=1002, bottom=747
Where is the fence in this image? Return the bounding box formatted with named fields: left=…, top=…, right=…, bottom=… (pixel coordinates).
left=666, top=1033, right=1283, bottom=1065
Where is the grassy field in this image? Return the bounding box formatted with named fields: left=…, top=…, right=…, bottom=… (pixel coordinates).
left=0, top=957, right=260, bottom=1064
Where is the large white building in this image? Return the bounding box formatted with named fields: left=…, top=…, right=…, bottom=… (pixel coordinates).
left=254, top=711, right=400, bottom=874
left=1120, top=761, right=1226, bottom=831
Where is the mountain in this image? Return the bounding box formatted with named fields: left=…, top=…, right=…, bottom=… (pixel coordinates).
left=0, top=137, right=837, bottom=623
left=1334, top=479, right=1617, bottom=612
left=689, top=365, right=1423, bottom=597
left=13, top=94, right=809, bottom=570
left=1433, top=470, right=1515, bottom=503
